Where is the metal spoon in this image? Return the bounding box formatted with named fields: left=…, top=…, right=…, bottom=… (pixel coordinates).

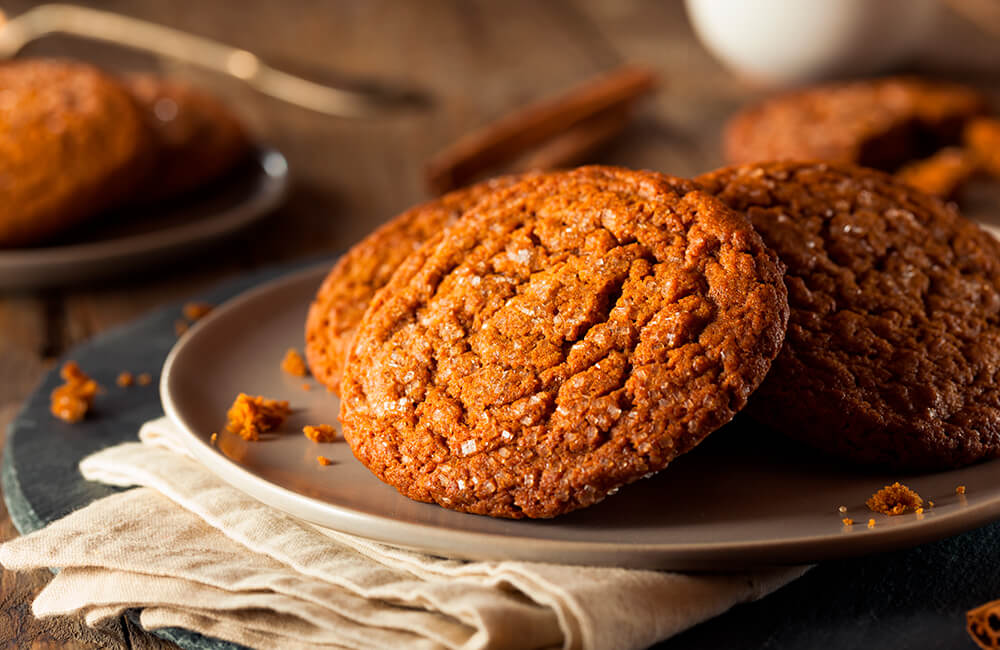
left=0, top=3, right=426, bottom=117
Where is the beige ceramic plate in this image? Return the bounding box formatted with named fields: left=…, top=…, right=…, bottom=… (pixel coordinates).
left=161, top=263, right=1000, bottom=570
left=0, top=148, right=288, bottom=291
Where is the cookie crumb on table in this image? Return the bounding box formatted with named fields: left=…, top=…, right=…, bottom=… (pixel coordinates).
left=867, top=519, right=876, bottom=529
left=281, top=348, right=308, bottom=377
left=136, top=373, right=153, bottom=386
left=866, top=482, right=923, bottom=515
left=957, top=485, right=967, bottom=495
left=183, top=302, right=214, bottom=321
left=967, top=598, right=1000, bottom=650
left=317, top=455, right=333, bottom=466
left=301, top=382, right=312, bottom=391
left=116, top=371, right=134, bottom=387
left=303, top=424, right=337, bottom=443
left=837, top=505, right=847, bottom=514
left=225, top=393, right=291, bottom=441
left=842, top=518, right=854, bottom=526
left=210, top=432, right=218, bottom=445
left=50, top=362, right=100, bottom=423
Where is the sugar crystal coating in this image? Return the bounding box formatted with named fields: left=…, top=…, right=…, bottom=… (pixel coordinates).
left=340, top=166, right=789, bottom=518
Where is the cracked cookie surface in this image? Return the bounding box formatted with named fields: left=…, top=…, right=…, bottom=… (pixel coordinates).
left=724, top=78, right=989, bottom=171
left=305, top=175, right=526, bottom=395
left=339, top=166, right=789, bottom=518
left=698, top=161, right=1000, bottom=469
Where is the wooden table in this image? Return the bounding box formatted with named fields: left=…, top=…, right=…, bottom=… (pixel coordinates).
left=1, top=1, right=998, bottom=647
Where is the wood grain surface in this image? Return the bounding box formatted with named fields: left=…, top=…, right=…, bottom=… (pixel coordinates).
left=1, top=0, right=998, bottom=647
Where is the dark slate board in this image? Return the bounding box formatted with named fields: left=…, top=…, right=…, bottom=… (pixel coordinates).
left=3, top=257, right=996, bottom=650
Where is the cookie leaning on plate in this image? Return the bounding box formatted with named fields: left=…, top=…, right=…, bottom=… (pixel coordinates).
left=0, top=59, right=153, bottom=247
left=339, top=166, right=789, bottom=518
left=697, top=161, right=1000, bottom=470
left=304, top=174, right=528, bottom=395
left=125, top=75, right=251, bottom=202
left=723, top=78, right=989, bottom=171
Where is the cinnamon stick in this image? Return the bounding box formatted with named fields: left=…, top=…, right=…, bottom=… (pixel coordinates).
left=425, top=65, right=658, bottom=194
left=512, top=106, right=633, bottom=173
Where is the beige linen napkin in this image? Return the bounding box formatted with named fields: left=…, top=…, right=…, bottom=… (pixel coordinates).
left=0, top=417, right=809, bottom=650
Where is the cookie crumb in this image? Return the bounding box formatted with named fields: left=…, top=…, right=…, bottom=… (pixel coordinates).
left=183, top=302, right=213, bottom=321
left=50, top=361, right=100, bottom=423
left=966, top=597, right=1000, bottom=650
left=301, top=382, right=312, bottom=391
left=281, top=348, right=308, bottom=377
left=210, top=432, right=218, bottom=445
left=317, top=455, right=333, bottom=466
left=837, top=505, right=847, bottom=514
left=957, top=485, right=967, bottom=495
left=929, top=500, right=935, bottom=508
left=303, top=424, right=337, bottom=443
left=136, top=373, right=153, bottom=386
left=867, top=518, right=876, bottom=528
left=174, top=319, right=189, bottom=336
left=842, top=518, right=854, bottom=526
left=915, top=507, right=924, bottom=515
left=866, top=482, right=923, bottom=515
left=116, top=371, right=134, bottom=387
left=225, top=393, right=291, bottom=441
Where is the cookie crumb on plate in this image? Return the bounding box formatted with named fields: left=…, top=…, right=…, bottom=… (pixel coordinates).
left=225, top=393, right=290, bottom=441
left=303, top=424, right=337, bottom=443
left=867, top=482, right=923, bottom=515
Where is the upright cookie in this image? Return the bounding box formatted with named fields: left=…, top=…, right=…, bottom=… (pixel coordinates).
left=724, top=78, right=989, bottom=171
left=340, top=166, right=788, bottom=518
left=697, top=161, right=1000, bottom=469
left=305, top=175, right=525, bottom=395
left=126, top=76, right=251, bottom=202
left=0, top=59, right=152, bottom=247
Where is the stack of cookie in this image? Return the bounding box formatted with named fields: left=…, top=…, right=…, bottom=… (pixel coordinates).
left=306, top=153, right=1000, bottom=519
left=0, top=59, right=250, bottom=247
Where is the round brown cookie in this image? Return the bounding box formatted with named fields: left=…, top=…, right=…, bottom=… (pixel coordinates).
left=0, top=59, right=153, bottom=247
left=339, top=166, right=789, bottom=518
left=697, top=161, right=1000, bottom=470
left=305, top=175, right=527, bottom=396
left=125, top=75, right=251, bottom=202
left=724, top=78, right=989, bottom=171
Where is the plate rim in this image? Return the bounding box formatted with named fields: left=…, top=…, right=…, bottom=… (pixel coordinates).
left=160, top=263, right=1000, bottom=570
left=0, top=148, right=289, bottom=287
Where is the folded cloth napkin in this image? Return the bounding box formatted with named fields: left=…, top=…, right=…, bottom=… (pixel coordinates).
left=0, top=417, right=809, bottom=650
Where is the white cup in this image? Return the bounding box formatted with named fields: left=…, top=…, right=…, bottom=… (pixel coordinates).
left=685, top=0, right=940, bottom=85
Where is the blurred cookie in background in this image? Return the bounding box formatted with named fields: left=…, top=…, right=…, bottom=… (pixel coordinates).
left=126, top=75, right=252, bottom=203
left=0, top=59, right=154, bottom=247
left=723, top=77, right=990, bottom=172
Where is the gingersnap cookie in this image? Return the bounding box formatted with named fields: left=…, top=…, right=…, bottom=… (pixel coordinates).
left=723, top=78, right=989, bottom=171
left=339, top=166, right=789, bottom=518
left=0, top=59, right=152, bottom=247
left=125, top=76, right=251, bottom=202
left=697, top=161, right=1000, bottom=470
left=305, top=175, right=526, bottom=395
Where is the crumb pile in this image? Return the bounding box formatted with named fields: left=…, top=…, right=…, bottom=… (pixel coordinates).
left=225, top=393, right=291, bottom=441
left=866, top=482, right=923, bottom=515
left=50, top=362, right=100, bottom=423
